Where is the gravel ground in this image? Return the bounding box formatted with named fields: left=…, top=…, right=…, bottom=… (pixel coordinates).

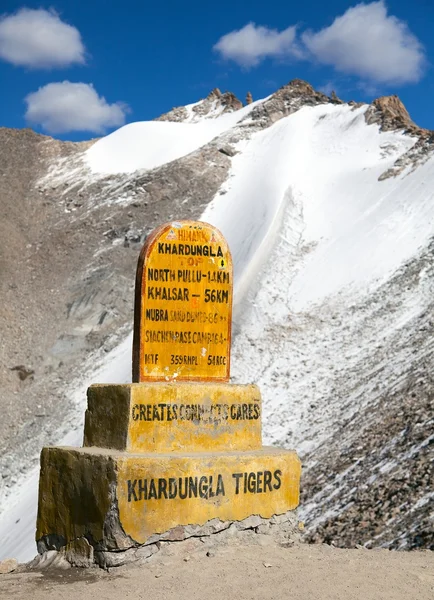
left=1, top=543, right=433, bottom=600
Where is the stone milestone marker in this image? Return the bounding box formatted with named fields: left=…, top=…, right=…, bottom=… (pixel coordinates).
left=132, top=220, right=232, bottom=382
left=36, top=220, right=301, bottom=568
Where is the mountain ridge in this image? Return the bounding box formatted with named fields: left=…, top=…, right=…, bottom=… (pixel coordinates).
left=0, top=79, right=433, bottom=559
left=1, top=78, right=429, bottom=139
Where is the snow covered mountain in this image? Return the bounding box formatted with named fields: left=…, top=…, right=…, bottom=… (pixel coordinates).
left=0, top=80, right=433, bottom=561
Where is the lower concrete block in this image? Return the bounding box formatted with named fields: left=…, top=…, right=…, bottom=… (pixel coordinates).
left=36, top=446, right=301, bottom=552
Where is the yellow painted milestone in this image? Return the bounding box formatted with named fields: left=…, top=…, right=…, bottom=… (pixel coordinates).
left=132, top=221, right=233, bottom=382
left=84, top=382, right=263, bottom=452
left=116, top=448, right=301, bottom=544
left=35, top=218, right=303, bottom=564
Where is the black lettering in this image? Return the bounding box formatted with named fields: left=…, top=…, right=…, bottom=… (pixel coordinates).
left=273, top=469, right=282, bottom=490
left=188, top=476, right=198, bottom=498
left=168, top=478, right=177, bottom=499
left=127, top=479, right=137, bottom=502
left=138, top=479, right=147, bottom=501
left=199, top=476, right=208, bottom=498
left=132, top=404, right=139, bottom=421
left=179, top=477, right=188, bottom=499
left=144, top=353, right=158, bottom=364
left=148, top=479, right=157, bottom=500
left=216, top=474, right=225, bottom=496
left=257, top=471, right=263, bottom=494
left=158, top=478, right=168, bottom=499
left=247, top=472, right=256, bottom=493
left=145, top=308, right=168, bottom=321
left=208, top=475, right=215, bottom=498
left=264, top=471, right=272, bottom=492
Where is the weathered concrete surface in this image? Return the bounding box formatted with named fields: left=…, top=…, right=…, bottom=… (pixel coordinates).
left=36, top=446, right=301, bottom=560
left=116, top=448, right=300, bottom=544
left=36, top=447, right=117, bottom=552
left=84, top=382, right=262, bottom=452
left=34, top=509, right=299, bottom=568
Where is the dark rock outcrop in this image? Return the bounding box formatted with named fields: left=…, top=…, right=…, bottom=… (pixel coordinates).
left=243, top=79, right=341, bottom=127
left=365, top=95, right=427, bottom=136
left=157, top=88, right=242, bottom=123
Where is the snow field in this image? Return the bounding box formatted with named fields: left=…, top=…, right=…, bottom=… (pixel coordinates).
left=85, top=100, right=260, bottom=175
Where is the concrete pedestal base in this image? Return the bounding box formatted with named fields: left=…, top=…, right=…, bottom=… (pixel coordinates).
left=33, top=510, right=300, bottom=569
left=36, top=445, right=301, bottom=566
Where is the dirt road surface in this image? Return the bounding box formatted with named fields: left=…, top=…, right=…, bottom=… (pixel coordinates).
left=1, top=543, right=433, bottom=600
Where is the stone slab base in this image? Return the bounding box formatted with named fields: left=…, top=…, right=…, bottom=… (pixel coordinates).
left=84, top=382, right=262, bottom=453
left=37, top=446, right=301, bottom=549
left=32, top=510, right=300, bottom=569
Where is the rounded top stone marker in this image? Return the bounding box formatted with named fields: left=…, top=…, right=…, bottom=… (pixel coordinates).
left=132, top=220, right=233, bottom=382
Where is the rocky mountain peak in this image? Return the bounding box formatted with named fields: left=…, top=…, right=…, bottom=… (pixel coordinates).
left=206, top=87, right=222, bottom=99
left=244, top=79, right=342, bottom=128
left=156, top=88, right=242, bottom=123
left=156, top=79, right=344, bottom=126
left=279, top=78, right=317, bottom=96
left=365, top=95, right=425, bottom=135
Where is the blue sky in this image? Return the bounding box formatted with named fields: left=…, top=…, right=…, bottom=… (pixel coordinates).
left=0, top=0, right=433, bottom=141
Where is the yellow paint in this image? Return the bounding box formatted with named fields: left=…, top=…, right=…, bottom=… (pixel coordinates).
left=117, top=448, right=301, bottom=544
left=133, top=221, right=233, bottom=382
left=84, top=382, right=262, bottom=452
left=36, top=446, right=301, bottom=548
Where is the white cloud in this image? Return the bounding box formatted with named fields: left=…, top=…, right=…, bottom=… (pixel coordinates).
left=25, top=82, right=129, bottom=134
left=0, top=8, right=85, bottom=69
left=302, top=1, right=425, bottom=85
left=214, top=22, right=302, bottom=68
